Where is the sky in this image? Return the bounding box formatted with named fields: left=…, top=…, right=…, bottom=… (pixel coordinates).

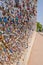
left=37, top=0, right=43, bottom=25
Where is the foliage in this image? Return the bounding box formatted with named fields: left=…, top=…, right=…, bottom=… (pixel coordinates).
left=36, top=22, right=42, bottom=32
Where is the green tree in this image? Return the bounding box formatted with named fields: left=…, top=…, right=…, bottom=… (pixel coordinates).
left=36, top=22, right=42, bottom=32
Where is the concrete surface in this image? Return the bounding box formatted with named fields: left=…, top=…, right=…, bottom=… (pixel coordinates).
left=27, top=32, right=43, bottom=65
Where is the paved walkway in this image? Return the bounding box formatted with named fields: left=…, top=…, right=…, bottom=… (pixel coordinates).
left=27, top=32, right=43, bottom=65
